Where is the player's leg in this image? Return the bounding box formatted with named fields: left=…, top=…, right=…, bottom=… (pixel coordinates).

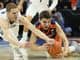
left=62, top=41, right=78, bottom=54
left=19, top=48, right=28, bottom=60
left=11, top=46, right=23, bottom=60
left=71, top=41, right=80, bottom=53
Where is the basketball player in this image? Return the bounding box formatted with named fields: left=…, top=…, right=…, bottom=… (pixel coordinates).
left=0, top=0, right=28, bottom=60
left=30, top=10, right=69, bottom=58
left=0, top=2, right=55, bottom=60
left=25, top=0, right=59, bottom=40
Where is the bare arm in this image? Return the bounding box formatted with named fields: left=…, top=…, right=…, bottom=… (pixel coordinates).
left=55, top=22, right=69, bottom=55
left=20, top=16, right=54, bottom=43
left=0, top=20, right=20, bottom=47
left=17, top=0, right=24, bottom=11
left=30, top=33, right=47, bottom=51
left=30, top=33, right=39, bottom=50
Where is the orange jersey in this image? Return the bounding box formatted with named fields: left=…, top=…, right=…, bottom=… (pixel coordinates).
left=35, top=20, right=62, bottom=57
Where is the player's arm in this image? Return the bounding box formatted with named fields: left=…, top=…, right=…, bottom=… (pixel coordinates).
left=49, top=0, right=58, bottom=11
left=17, top=0, right=24, bottom=11
left=30, top=33, right=47, bottom=51
left=0, top=19, right=24, bottom=48
left=20, top=16, right=54, bottom=44
left=30, top=33, right=39, bottom=50
left=55, top=21, right=69, bottom=55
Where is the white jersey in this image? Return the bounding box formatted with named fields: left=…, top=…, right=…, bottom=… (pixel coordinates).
left=26, top=0, right=58, bottom=17
left=0, top=12, right=20, bottom=39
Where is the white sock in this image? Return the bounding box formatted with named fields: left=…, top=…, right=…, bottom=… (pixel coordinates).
left=69, top=46, right=76, bottom=53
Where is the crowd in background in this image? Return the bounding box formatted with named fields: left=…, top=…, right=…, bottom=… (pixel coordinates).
left=0, top=0, right=80, bottom=37
left=0, top=0, right=80, bottom=11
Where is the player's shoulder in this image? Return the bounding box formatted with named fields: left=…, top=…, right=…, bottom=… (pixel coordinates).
left=0, top=13, right=8, bottom=25
left=0, top=18, right=9, bottom=29
left=0, top=17, right=8, bottom=24
left=0, top=16, right=7, bottom=24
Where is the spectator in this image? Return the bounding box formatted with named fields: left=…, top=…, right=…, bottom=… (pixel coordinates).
left=77, top=0, right=80, bottom=10
left=52, top=9, right=72, bottom=36
left=70, top=0, right=78, bottom=10
left=0, top=1, right=4, bottom=9
left=30, top=10, right=69, bottom=57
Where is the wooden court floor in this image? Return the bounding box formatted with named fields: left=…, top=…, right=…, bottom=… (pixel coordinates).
left=0, top=39, right=80, bottom=60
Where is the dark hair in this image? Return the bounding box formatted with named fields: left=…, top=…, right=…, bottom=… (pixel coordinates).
left=6, top=3, right=17, bottom=12
left=39, top=10, right=51, bottom=20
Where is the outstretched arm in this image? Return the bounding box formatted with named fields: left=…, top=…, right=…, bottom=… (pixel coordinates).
left=0, top=19, right=26, bottom=48
left=20, top=16, right=54, bottom=44
left=55, top=21, right=69, bottom=56
left=17, top=0, right=24, bottom=11
left=30, top=33, right=40, bottom=51
left=0, top=20, right=19, bottom=46
left=30, top=33, right=47, bottom=51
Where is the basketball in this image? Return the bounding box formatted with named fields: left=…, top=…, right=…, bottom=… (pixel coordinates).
left=47, top=36, right=62, bottom=58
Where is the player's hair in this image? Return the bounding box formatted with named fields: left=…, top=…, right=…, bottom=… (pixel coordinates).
left=39, top=10, right=51, bottom=20
left=6, top=3, right=17, bottom=12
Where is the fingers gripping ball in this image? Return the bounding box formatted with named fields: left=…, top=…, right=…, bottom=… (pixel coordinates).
left=47, top=36, right=62, bottom=58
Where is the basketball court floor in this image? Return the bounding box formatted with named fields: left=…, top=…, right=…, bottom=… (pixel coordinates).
left=0, top=39, right=80, bottom=60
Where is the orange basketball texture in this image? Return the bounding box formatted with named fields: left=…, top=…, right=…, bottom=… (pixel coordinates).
left=47, top=35, right=62, bottom=57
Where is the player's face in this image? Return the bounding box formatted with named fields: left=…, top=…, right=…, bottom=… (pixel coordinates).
left=8, top=8, right=18, bottom=23
left=40, top=18, right=51, bottom=30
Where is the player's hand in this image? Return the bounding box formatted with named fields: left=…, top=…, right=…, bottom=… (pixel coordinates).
left=47, top=38, right=54, bottom=45
left=62, top=50, right=69, bottom=57
left=38, top=44, right=48, bottom=51
left=19, top=40, right=30, bottom=48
